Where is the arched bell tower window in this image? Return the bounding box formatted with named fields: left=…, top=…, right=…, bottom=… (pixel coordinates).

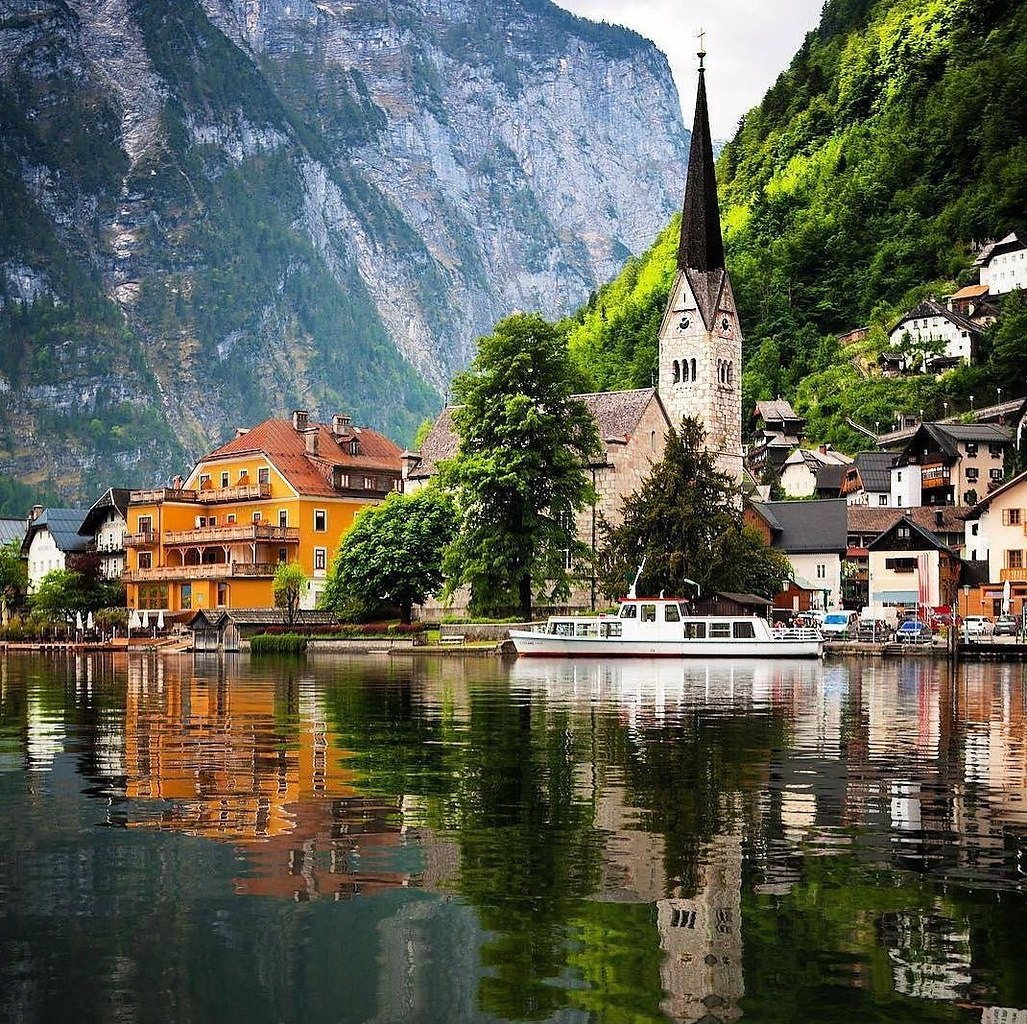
left=690, top=358, right=697, bottom=381
left=673, top=360, right=680, bottom=383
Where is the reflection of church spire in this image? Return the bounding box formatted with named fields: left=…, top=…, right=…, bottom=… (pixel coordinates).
left=677, top=49, right=726, bottom=329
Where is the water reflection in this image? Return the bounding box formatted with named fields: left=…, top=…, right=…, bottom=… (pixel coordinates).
left=1, top=652, right=1027, bottom=1022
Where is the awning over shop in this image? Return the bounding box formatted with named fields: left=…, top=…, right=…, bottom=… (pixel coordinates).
left=873, top=590, right=918, bottom=604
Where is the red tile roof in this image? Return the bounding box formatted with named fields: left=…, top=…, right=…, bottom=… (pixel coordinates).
left=201, top=418, right=402, bottom=497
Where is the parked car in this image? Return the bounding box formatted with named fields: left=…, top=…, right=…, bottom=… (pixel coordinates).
left=992, top=615, right=1020, bottom=637
left=820, top=611, right=857, bottom=639
left=896, top=620, right=933, bottom=644
left=963, top=616, right=993, bottom=638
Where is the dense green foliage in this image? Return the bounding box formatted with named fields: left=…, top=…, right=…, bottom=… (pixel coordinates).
left=272, top=562, right=306, bottom=626
left=321, top=489, right=456, bottom=624
left=599, top=418, right=793, bottom=600
left=566, top=0, right=1027, bottom=450
left=442, top=313, right=601, bottom=619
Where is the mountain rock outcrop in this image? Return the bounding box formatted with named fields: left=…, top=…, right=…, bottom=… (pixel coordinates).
left=0, top=0, right=688, bottom=501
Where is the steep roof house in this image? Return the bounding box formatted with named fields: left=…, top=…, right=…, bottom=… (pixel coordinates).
left=891, top=422, right=1011, bottom=507
left=852, top=451, right=896, bottom=506
left=22, top=507, right=91, bottom=592
left=887, top=299, right=982, bottom=373
left=746, top=399, right=806, bottom=481
left=79, top=488, right=131, bottom=582
left=124, top=411, right=403, bottom=615
left=778, top=446, right=853, bottom=499
left=746, top=498, right=849, bottom=612
left=865, top=514, right=960, bottom=621
left=975, top=232, right=1027, bottom=295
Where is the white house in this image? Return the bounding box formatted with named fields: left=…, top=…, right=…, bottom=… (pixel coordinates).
left=778, top=447, right=853, bottom=499
left=21, top=507, right=91, bottom=592
left=887, top=299, right=981, bottom=372
left=976, top=232, right=1027, bottom=296
left=78, top=488, right=131, bottom=581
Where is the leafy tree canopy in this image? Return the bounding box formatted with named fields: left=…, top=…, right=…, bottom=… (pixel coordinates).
left=321, top=488, right=457, bottom=623
left=599, top=417, right=792, bottom=601
left=442, top=312, right=601, bottom=619
left=30, top=569, right=88, bottom=623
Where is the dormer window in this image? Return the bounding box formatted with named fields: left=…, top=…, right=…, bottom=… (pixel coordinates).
left=350, top=439, right=359, bottom=455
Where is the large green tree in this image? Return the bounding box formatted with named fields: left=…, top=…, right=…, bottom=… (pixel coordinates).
left=598, top=417, right=791, bottom=601
left=0, top=540, right=27, bottom=623
left=272, top=562, right=306, bottom=626
left=321, top=489, right=456, bottom=624
left=442, top=313, right=601, bottom=620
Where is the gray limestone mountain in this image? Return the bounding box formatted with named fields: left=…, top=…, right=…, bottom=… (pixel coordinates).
left=0, top=0, right=688, bottom=503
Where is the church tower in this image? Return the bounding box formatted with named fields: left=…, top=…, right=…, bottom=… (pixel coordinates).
left=658, top=51, right=743, bottom=484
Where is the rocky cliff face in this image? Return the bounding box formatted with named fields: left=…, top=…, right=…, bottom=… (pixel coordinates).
left=0, top=0, right=688, bottom=502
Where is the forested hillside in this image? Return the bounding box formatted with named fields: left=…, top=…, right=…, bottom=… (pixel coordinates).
left=567, top=0, right=1027, bottom=450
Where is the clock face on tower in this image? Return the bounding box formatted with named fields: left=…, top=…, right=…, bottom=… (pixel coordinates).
left=718, top=313, right=733, bottom=337
left=676, top=312, right=693, bottom=334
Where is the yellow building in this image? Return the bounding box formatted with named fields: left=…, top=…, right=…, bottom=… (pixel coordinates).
left=124, top=410, right=403, bottom=613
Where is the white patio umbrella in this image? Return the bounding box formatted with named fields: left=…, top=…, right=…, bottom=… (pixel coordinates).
left=141, top=609, right=150, bottom=631
left=156, top=610, right=165, bottom=631
left=1003, top=579, right=1012, bottom=615
left=75, top=611, right=84, bottom=631
left=86, top=611, right=94, bottom=630
left=129, top=609, right=141, bottom=631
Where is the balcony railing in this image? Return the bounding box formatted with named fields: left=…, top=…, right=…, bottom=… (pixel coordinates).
left=124, top=562, right=280, bottom=583
left=921, top=466, right=951, bottom=489
left=1000, top=567, right=1027, bottom=583
left=195, top=483, right=271, bottom=503
left=129, top=487, right=198, bottom=504
left=163, top=525, right=299, bottom=546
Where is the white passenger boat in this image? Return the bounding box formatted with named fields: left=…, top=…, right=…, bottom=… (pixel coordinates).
left=509, top=595, right=823, bottom=659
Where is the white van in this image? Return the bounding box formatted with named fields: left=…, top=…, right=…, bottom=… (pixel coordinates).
left=820, top=610, right=857, bottom=638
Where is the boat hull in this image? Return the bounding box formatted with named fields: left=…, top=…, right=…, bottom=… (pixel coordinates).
left=509, top=631, right=823, bottom=659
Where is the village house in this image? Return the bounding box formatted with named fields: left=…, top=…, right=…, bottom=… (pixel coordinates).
left=778, top=445, right=853, bottom=499
left=846, top=505, right=966, bottom=611
left=962, top=469, right=1027, bottom=620
left=21, top=506, right=91, bottom=593
left=123, top=411, right=403, bottom=616
left=745, top=399, right=806, bottom=480
left=889, top=422, right=1011, bottom=507
left=975, top=231, right=1027, bottom=296
left=851, top=451, right=896, bottom=506
left=886, top=299, right=981, bottom=373
left=78, top=488, right=131, bottom=581
left=745, top=498, right=849, bottom=614
left=865, top=514, right=961, bottom=622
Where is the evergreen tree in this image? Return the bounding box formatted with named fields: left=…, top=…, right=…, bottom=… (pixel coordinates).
left=442, top=313, right=601, bottom=620
left=598, top=417, right=791, bottom=601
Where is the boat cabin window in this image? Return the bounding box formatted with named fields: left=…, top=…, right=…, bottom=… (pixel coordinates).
left=575, top=622, right=598, bottom=637
left=732, top=621, right=757, bottom=639
left=710, top=622, right=731, bottom=638
left=664, top=603, right=681, bottom=622
left=600, top=622, right=623, bottom=638
left=620, top=604, right=637, bottom=619
left=683, top=622, right=706, bottom=639
left=550, top=621, right=575, bottom=636
left=640, top=604, right=657, bottom=622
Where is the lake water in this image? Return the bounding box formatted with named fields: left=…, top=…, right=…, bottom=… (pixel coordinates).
left=1, top=651, right=1026, bottom=1023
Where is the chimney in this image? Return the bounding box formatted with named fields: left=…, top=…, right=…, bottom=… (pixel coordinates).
left=935, top=509, right=944, bottom=527
left=332, top=414, right=351, bottom=435
left=27, top=503, right=43, bottom=524
left=235, top=427, right=249, bottom=438
left=172, top=475, right=183, bottom=490
left=304, top=428, right=319, bottom=456
left=292, top=409, right=309, bottom=432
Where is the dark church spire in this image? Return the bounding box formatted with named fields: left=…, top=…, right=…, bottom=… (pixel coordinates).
left=677, top=51, right=725, bottom=273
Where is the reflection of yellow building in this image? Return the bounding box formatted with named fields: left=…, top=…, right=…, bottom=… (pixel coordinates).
left=124, top=411, right=402, bottom=614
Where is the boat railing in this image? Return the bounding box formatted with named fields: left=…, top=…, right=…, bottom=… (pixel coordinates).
left=776, top=627, right=822, bottom=642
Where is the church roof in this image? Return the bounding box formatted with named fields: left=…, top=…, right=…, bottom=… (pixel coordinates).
left=677, top=56, right=725, bottom=330
left=408, top=389, right=664, bottom=480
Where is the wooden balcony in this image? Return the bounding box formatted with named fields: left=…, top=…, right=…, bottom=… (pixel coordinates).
left=124, top=531, right=157, bottom=548
left=921, top=467, right=951, bottom=489
left=195, top=483, right=271, bottom=503
left=124, top=562, right=280, bottom=583
left=163, top=525, right=299, bottom=546
left=129, top=487, right=198, bottom=504
left=1000, top=567, right=1027, bottom=583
